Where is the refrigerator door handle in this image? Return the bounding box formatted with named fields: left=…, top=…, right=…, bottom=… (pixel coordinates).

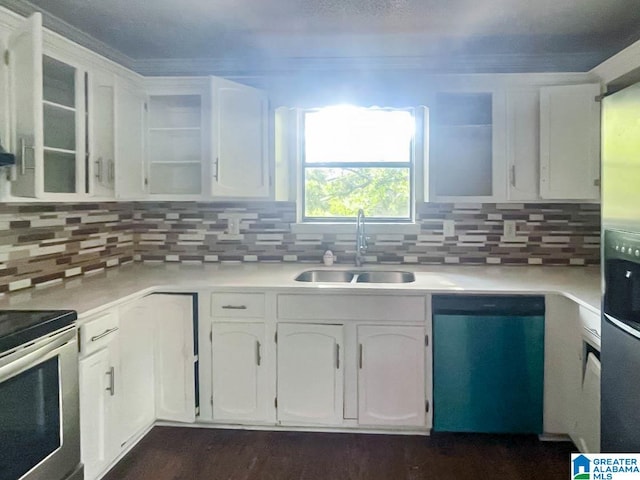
left=604, top=313, right=640, bottom=340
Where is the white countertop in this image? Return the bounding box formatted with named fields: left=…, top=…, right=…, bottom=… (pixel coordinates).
left=0, top=263, right=602, bottom=319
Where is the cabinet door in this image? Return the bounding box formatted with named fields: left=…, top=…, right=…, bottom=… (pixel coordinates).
left=212, top=323, right=269, bottom=423
left=211, top=77, right=269, bottom=198
left=506, top=89, right=539, bottom=200
left=540, top=84, right=601, bottom=200
left=146, top=93, right=204, bottom=196
left=574, top=353, right=601, bottom=453
left=8, top=12, right=43, bottom=198
left=153, top=294, right=197, bottom=423
left=357, top=325, right=426, bottom=427
left=115, top=77, right=146, bottom=199
left=117, top=298, right=156, bottom=447
left=277, top=323, right=343, bottom=426
left=89, top=69, right=115, bottom=198
left=544, top=295, right=583, bottom=435
left=79, top=345, right=118, bottom=480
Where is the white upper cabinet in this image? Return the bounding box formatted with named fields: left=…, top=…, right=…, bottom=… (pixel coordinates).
left=540, top=83, right=601, bottom=200
left=8, top=13, right=43, bottom=198
left=211, top=77, right=270, bottom=198
left=506, top=89, right=540, bottom=201
left=114, top=76, right=145, bottom=199
left=144, top=79, right=208, bottom=198
left=430, top=91, right=506, bottom=202
left=7, top=13, right=120, bottom=200
left=88, top=68, right=116, bottom=197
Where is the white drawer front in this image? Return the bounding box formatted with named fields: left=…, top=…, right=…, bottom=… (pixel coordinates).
left=277, top=294, right=426, bottom=322
left=80, top=311, right=119, bottom=356
left=211, top=293, right=266, bottom=319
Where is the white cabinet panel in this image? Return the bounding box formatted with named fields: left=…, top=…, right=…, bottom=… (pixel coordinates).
left=540, top=84, right=601, bottom=200
left=544, top=295, right=583, bottom=435
left=211, top=77, right=269, bottom=198
left=89, top=69, right=115, bottom=197
left=575, top=353, right=601, bottom=453
left=153, top=294, right=197, bottom=423
left=212, top=323, right=269, bottom=423
left=506, top=89, right=539, bottom=200
left=115, top=78, right=145, bottom=199
left=277, top=294, right=426, bottom=322
left=277, top=323, right=343, bottom=426
left=117, top=298, right=156, bottom=447
left=79, top=337, right=119, bottom=480
left=8, top=12, right=43, bottom=198
left=357, top=325, right=426, bottom=427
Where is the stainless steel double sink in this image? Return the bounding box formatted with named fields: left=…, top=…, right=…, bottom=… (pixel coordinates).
left=295, top=270, right=415, bottom=284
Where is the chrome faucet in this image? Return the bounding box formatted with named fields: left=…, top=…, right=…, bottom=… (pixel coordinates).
left=355, top=209, right=368, bottom=267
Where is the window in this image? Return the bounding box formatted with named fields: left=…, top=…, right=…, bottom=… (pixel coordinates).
left=302, top=106, right=415, bottom=222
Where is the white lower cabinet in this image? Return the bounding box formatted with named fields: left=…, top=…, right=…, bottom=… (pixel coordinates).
left=277, top=323, right=344, bottom=426
left=152, top=294, right=197, bottom=423
left=212, top=323, right=270, bottom=423
left=117, top=298, right=156, bottom=448
left=574, top=353, right=601, bottom=453
left=79, top=342, right=119, bottom=480
left=79, top=293, right=196, bottom=480
left=357, top=325, right=426, bottom=427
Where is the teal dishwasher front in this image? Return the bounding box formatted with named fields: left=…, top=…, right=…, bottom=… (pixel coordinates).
left=432, top=295, right=545, bottom=433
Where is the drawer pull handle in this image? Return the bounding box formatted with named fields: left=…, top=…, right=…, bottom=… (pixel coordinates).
left=256, top=341, right=261, bottom=366
left=221, top=305, right=247, bottom=310
left=336, top=344, right=340, bottom=370
left=91, top=327, right=119, bottom=342
left=359, top=344, right=363, bottom=369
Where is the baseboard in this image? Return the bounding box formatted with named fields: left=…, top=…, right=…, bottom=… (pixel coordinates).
left=155, top=420, right=431, bottom=436
left=538, top=433, right=572, bottom=442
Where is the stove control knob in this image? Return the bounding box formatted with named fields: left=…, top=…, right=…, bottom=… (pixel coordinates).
left=636, top=249, right=640, bottom=257
left=615, top=245, right=620, bottom=251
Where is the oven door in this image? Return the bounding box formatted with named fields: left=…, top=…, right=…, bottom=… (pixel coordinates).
left=0, top=327, right=81, bottom=480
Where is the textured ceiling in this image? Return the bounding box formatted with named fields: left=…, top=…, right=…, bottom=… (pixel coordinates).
left=13, top=0, right=640, bottom=73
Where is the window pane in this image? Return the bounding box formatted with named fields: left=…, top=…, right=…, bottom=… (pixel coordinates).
left=304, top=167, right=410, bottom=219
left=304, top=106, right=414, bottom=163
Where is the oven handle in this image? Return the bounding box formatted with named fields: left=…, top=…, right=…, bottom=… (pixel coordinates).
left=604, top=313, right=640, bottom=340
left=0, top=329, right=76, bottom=383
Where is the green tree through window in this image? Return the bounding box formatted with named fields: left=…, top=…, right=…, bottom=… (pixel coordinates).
left=303, top=106, right=415, bottom=221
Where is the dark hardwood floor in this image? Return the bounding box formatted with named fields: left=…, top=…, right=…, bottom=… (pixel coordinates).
left=103, top=427, right=576, bottom=480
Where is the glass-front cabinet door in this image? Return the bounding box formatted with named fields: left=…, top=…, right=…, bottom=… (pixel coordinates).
left=42, top=55, right=84, bottom=195
left=9, top=13, right=89, bottom=199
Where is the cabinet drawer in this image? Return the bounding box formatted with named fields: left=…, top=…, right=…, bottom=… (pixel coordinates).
left=80, top=311, right=119, bottom=356
left=277, top=294, right=426, bottom=322
left=211, top=293, right=265, bottom=319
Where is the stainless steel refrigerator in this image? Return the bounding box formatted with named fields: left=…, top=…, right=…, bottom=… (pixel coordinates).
left=601, top=80, right=640, bottom=452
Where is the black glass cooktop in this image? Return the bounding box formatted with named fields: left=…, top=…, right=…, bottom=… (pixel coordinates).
left=0, top=310, right=77, bottom=354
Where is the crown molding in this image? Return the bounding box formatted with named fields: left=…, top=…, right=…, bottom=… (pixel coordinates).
left=591, top=38, right=640, bottom=85
left=0, top=0, right=135, bottom=69
left=133, top=52, right=602, bottom=78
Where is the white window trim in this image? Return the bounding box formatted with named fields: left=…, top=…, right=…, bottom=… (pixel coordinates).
left=276, top=106, right=429, bottom=229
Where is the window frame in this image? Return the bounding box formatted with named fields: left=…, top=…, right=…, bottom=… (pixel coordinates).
left=300, top=106, right=416, bottom=223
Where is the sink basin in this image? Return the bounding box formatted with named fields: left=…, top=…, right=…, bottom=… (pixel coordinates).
left=355, top=271, right=415, bottom=283
left=295, top=270, right=355, bottom=282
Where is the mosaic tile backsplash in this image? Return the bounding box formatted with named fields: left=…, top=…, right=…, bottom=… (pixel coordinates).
left=0, top=201, right=600, bottom=293
left=0, top=203, right=134, bottom=293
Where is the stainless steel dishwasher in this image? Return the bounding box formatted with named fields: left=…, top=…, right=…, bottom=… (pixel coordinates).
left=432, top=295, right=545, bottom=434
